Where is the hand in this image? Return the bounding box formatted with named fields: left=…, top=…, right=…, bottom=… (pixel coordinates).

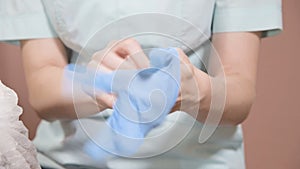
left=171, top=49, right=204, bottom=117
left=86, top=38, right=150, bottom=110
left=83, top=48, right=181, bottom=158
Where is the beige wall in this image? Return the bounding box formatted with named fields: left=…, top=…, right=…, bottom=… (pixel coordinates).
left=0, top=0, right=299, bottom=168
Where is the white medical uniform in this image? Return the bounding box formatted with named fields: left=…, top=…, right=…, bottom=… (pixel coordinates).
left=0, top=0, right=282, bottom=168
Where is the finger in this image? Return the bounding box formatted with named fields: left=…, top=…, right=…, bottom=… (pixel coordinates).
left=103, top=52, right=144, bottom=70
left=129, top=51, right=150, bottom=69
left=92, top=50, right=105, bottom=61
left=91, top=49, right=128, bottom=70
left=93, top=39, right=149, bottom=70
left=91, top=41, right=119, bottom=62
left=98, top=65, right=112, bottom=73
left=101, top=52, right=127, bottom=70
left=96, top=93, right=116, bottom=108
left=176, top=48, right=190, bottom=64
left=113, top=38, right=141, bottom=57
left=88, top=60, right=112, bottom=73
left=113, top=38, right=149, bottom=68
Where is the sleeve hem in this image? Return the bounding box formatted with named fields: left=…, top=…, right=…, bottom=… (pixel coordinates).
left=212, top=5, right=283, bottom=38
left=0, top=12, right=58, bottom=45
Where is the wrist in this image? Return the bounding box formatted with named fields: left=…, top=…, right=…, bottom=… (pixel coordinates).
left=184, top=66, right=211, bottom=122
left=173, top=65, right=202, bottom=114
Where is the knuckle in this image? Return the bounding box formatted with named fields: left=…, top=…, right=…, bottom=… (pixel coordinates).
left=124, top=38, right=138, bottom=45
left=175, top=48, right=184, bottom=53
left=92, top=50, right=104, bottom=60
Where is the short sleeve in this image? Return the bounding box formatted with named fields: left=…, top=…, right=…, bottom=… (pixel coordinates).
left=212, top=0, right=283, bottom=37
left=0, top=0, right=57, bottom=45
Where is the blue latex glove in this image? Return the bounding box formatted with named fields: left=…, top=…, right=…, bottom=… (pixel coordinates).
left=65, top=48, right=180, bottom=160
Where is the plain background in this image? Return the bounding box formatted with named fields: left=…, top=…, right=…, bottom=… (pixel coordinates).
left=0, top=1, right=299, bottom=168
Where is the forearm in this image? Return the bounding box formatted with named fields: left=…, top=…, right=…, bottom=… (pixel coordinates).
left=184, top=32, right=261, bottom=125
left=20, top=39, right=103, bottom=121
left=193, top=68, right=255, bottom=125
left=26, top=65, right=99, bottom=121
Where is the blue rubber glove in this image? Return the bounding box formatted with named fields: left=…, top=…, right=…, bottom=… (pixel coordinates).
left=65, top=48, right=180, bottom=159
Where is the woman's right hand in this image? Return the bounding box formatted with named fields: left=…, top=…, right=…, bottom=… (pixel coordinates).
left=86, top=38, right=149, bottom=111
